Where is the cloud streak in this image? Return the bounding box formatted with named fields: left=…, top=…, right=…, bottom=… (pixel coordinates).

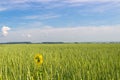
left=24, top=14, right=60, bottom=20
left=1, top=0, right=120, bottom=11
left=64, top=0, right=120, bottom=3
left=0, top=7, right=7, bottom=11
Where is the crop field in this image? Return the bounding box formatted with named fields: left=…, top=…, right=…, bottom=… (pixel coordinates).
left=0, top=44, right=120, bottom=80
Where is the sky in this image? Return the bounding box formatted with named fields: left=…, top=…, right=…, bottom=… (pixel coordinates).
left=0, top=0, right=120, bottom=42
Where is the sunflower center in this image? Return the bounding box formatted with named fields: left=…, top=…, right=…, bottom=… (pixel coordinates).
left=35, top=57, right=40, bottom=62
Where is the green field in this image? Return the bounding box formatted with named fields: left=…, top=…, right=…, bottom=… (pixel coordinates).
left=0, top=44, right=120, bottom=80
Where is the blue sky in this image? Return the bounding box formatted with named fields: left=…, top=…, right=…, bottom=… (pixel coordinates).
left=0, top=0, right=120, bottom=42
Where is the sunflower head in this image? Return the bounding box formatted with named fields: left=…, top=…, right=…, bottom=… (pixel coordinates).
left=34, top=54, right=43, bottom=65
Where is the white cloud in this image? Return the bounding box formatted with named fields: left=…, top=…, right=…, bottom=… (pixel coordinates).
left=1, top=26, right=11, bottom=36
left=1, top=25, right=120, bottom=42
left=22, top=33, right=31, bottom=38
left=27, top=34, right=31, bottom=38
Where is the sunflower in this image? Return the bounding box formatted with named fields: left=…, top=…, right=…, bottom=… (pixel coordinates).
left=34, top=54, right=43, bottom=65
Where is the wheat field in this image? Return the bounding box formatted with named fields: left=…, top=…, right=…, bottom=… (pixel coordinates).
left=0, top=44, right=120, bottom=80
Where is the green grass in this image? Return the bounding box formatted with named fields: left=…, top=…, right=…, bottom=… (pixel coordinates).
left=0, top=44, right=120, bottom=80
